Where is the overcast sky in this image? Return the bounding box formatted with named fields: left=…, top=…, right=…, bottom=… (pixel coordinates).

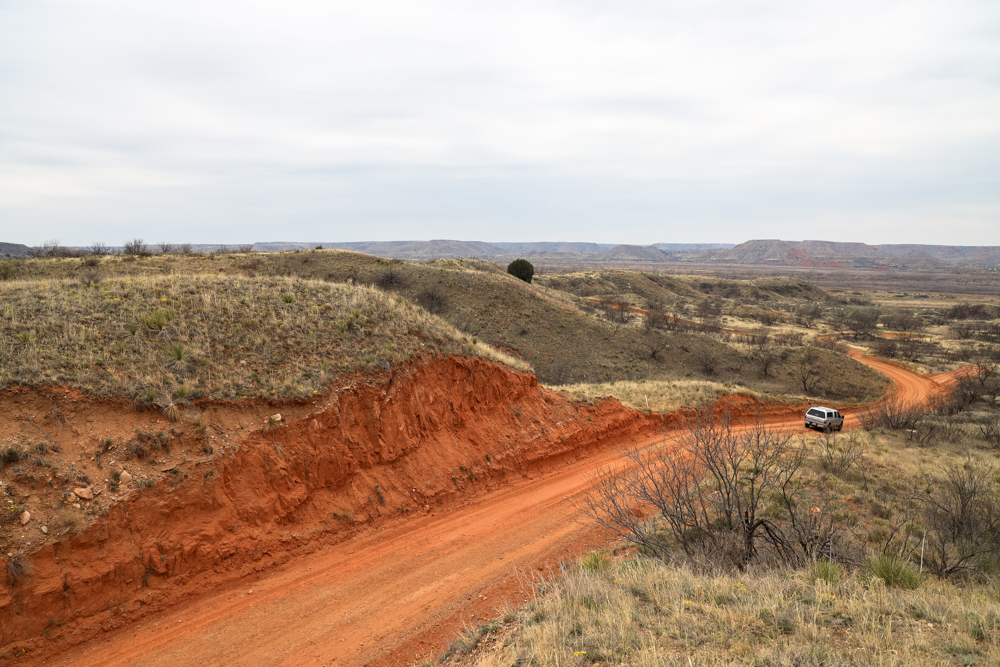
left=1, top=1, right=998, bottom=247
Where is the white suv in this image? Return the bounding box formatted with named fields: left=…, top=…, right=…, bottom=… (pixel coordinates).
left=805, top=406, right=844, bottom=432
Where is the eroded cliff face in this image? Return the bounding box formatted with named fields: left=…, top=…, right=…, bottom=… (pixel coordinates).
left=1, top=356, right=659, bottom=655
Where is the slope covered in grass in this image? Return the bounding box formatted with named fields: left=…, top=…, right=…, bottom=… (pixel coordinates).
left=0, top=274, right=526, bottom=401
left=1, top=251, right=888, bottom=401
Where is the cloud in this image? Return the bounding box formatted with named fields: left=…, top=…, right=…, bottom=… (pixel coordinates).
left=1, top=0, right=998, bottom=244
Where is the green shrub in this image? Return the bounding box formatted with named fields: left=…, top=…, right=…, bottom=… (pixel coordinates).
left=507, top=258, right=534, bottom=284
left=811, top=558, right=841, bottom=584
left=582, top=551, right=611, bottom=571
left=864, top=554, right=924, bottom=589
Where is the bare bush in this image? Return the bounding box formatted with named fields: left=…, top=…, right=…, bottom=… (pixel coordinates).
left=774, top=331, right=804, bottom=347
left=646, top=337, right=668, bottom=360
left=643, top=309, right=674, bottom=332
left=956, top=360, right=1000, bottom=406
left=798, top=350, right=820, bottom=394
left=756, top=310, right=780, bottom=326
left=857, top=397, right=926, bottom=431
left=416, top=285, right=448, bottom=314
left=944, top=303, right=992, bottom=320
left=237, top=244, right=254, bottom=253
left=813, top=336, right=847, bottom=353
left=871, top=337, right=899, bottom=359
left=930, top=384, right=972, bottom=415
left=177, top=243, right=193, bottom=254
left=374, top=266, right=407, bottom=289
left=976, top=419, right=1000, bottom=448
left=897, top=339, right=939, bottom=363
left=157, top=242, right=174, bottom=254
left=922, top=459, right=1000, bottom=578
left=89, top=241, right=111, bottom=256
left=903, top=419, right=938, bottom=446
left=817, top=432, right=865, bottom=476
left=796, top=304, right=822, bottom=328
left=882, top=311, right=923, bottom=332
left=28, top=239, right=63, bottom=258
left=848, top=308, right=881, bottom=339
left=6, top=554, right=32, bottom=584
left=122, top=238, right=148, bottom=256
left=748, top=345, right=786, bottom=378
left=693, top=348, right=718, bottom=376
left=601, top=304, right=634, bottom=334
left=583, top=410, right=807, bottom=570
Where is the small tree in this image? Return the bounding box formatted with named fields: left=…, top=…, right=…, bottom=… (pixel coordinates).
left=601, top=304, right=634, bottom=335
left=507, top=258, right=534, bottom=283
left=89, top=242, right=111, bottom=256
left=798, top=349, right=821, bottom=394
left=122, top=238, right=148, bottom=256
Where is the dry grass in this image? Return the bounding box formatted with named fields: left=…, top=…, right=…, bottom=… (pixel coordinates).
left=470, top=556, right=1000, bottom=667
left=0, top=273, right=528, bottom=400
left=548, top=379, right=768, bottom=413
left=0, top=252, right=890, bottom=399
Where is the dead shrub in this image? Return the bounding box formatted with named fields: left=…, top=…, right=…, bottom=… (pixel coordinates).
left=858, top=397, right=925, bottom=431
left=416, top=285, right=448, bottom=314
left=583, top=409, right=810, bottom=570
left=817, top=432, right=865, bottom=476
left=922, top=459, right=1000, bottom=578
left=976, top=419, right=1000, bottom=448
left=52, top=510, right=86, bottom=538
left=373, top=266, right=407, bottom=289
left=7, top=554, right=32, bottom=583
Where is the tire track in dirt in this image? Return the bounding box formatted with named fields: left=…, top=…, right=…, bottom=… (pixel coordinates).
left=22, top=355, right=962, bottom=667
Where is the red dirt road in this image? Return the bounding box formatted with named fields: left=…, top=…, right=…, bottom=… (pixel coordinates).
left=26, top=355, right=955, bottom=667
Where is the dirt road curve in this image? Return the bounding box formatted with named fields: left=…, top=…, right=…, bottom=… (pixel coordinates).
left=33, top=355, right=954, bottom=667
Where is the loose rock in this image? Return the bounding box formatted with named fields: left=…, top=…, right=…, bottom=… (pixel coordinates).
left=120, top=471, right=133, bottom=485
left=40, top=526, right=48, bottom=534
left=19, top=511, right=30, bottom=525
left=74, top=487, right=94, bottom=501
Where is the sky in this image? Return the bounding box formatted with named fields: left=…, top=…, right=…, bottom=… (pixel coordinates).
left=1, top=0, right=999, bottom=247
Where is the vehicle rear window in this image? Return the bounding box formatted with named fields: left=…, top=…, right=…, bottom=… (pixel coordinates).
left=807, top=409, right=823, bottom=417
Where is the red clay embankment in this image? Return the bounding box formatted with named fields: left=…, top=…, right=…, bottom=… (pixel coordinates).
left=0, top=356, right=661, bottom=660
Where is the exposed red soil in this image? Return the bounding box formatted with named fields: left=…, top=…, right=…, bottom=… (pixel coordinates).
left=0, top=357, right=660, bottom=663
left=1, top=353, right=961, bottom=666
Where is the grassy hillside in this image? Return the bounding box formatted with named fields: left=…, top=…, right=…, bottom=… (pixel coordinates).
left=0, top=274, right=526, bottom=401
left=0, top=250, right=888, bottom=402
